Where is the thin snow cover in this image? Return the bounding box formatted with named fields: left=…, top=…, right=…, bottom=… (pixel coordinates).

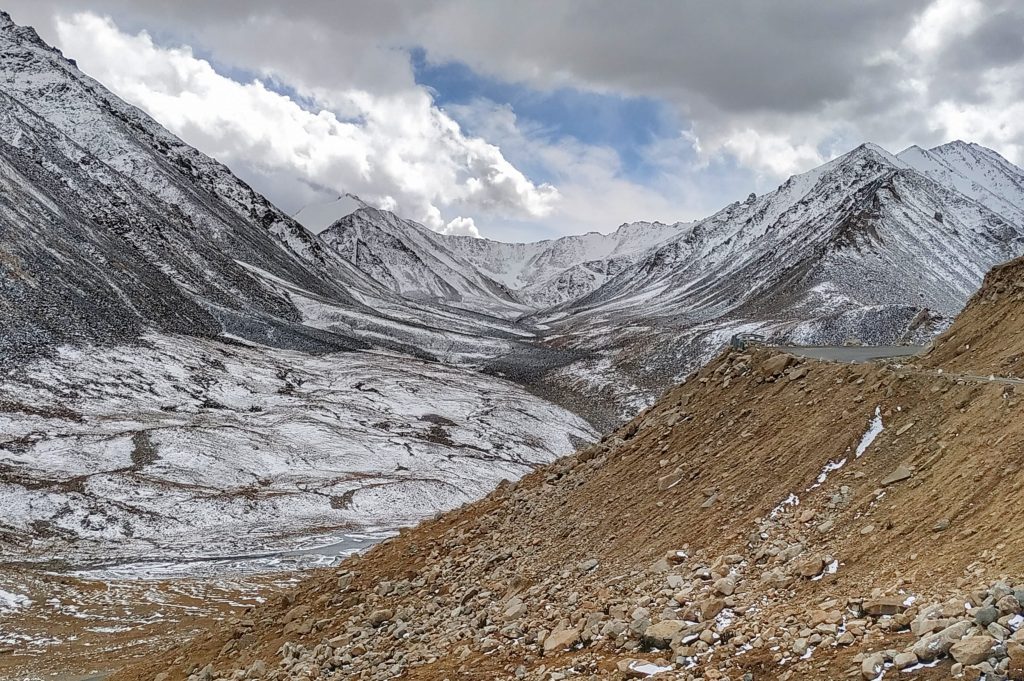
left=901, top=659, right=941, bottom=673
left=1008, top=614, right=1024, bottom=630
left=0, top=589, right=31, bottom=615
left=811, top=560, right=840, bottom=581
left=0, top=333, right=595, bottom=574
left=855, top=407, right=884, bottom=458
left=629, top=661, right=674, bottom=676
left=769, top=493, right=800, bottom=519
left=808, top=457, right=847, bottom=490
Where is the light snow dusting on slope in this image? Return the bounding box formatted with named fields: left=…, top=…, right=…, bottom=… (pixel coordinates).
left=0, top=334, right=595, bottom=573
left=0, top=589, right=32, bottom=615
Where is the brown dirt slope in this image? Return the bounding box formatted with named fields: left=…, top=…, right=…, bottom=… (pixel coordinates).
left=923, top=255, right=1024, bottom=377
left=114, top=261, right=1024, bottom=681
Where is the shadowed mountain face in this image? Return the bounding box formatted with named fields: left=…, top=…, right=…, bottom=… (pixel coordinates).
left=0, top=11, right=527, bottom=361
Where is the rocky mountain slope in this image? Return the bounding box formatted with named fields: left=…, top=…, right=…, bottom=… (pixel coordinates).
left=324, top=141, right=1024, bottom=419
left=116, top=255, right=1024, bottom=681
left=0, top=10, right=596, bottom=593
left=0, top=10, right=554, bottom=365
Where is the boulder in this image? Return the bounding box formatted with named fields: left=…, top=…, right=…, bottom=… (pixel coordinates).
left=760, top=355, right=793, bottom=377
left=913, top=621, right=971, bottom=662
left=863, top=598, right=906, bottom=617
left=543, top=627, right=580, bottom=654
left=367, top=609, right=394, bottom=627
left=881, top=466, right=913, bottom=485
left=893, top=651, right=919, bottom=670
left=642, top=620, right=686, bottom=649
left=714, top=576, right=737, bottom=596
left=975, top=606, right=1000, bottom=627
left=950, top=636, right=995, bottom=665
left=796, top=556, right=825, bottom=579
left=862, top=653, right=884, bottom=679
left=283, top=604, right=310, bottom=624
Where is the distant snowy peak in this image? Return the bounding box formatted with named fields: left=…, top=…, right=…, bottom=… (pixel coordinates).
left=321, top=208, right=687, bottom=311
left=898, top=141, right=1024, bottom=224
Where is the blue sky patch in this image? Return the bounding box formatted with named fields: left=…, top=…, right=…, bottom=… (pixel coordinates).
left=411, top=48, right=691, bottom=182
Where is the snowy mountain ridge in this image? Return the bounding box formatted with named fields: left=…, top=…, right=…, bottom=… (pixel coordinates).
left=324, top=140, right=1024, bottom=417
left=323, top=140, right=1024, bottom=323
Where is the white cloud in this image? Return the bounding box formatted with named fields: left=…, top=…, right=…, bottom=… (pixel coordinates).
left=904, top=0, right=984, bottom=56
left=53, top=12, right=557, bottom=234
left=8, top=0, right=1024, bottom=241
left=441, top=216, right=478, bottom=236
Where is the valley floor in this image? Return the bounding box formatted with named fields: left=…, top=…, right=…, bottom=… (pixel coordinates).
left=0, top=333, right=595, bottom=678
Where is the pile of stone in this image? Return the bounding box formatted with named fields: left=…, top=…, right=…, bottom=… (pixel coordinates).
left=857, top=580, right=1024, bottom=680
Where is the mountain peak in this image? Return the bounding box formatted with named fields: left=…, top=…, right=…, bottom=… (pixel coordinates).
left=844, top=141, right=903, bottom=167
left=0, top=11, right=48, bottom=47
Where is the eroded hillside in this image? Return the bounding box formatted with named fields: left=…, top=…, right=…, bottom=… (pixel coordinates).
left=113, top=259, right=1024, bottom=681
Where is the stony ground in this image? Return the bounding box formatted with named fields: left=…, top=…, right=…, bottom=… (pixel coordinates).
left=103, top=258, right=1024, bottom=680
left=0, top=567, right=291, bottom=680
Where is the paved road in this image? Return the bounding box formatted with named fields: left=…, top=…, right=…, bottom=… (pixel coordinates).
left=776, top=344, right=1024, bottom=385
left=779, top=345, right=923, bottom=363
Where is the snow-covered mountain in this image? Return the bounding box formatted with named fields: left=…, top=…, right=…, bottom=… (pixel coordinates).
left=0, top=11, right=547, bottom=363
left=327, top=141, right=1024, bottom=416
left=0, top=11, right=596, bottom=570
left=321, top=210, right=684, bottom=313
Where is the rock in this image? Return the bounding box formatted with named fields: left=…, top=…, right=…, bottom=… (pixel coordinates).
left=862, top=652, right=884, bottom=679
left=975, top=606, right=1000, bottom=627
left=245, top=661, right=266, bottom=679
left=760, top=355, right=793, bottom=377
left=860, top=524, right=876, bottom=535
left=578, top=558, right=599, bottom=574
left=504, top=597, right=527, bottom=620
left=788, top=367, right=809, bottom=382
left=933, top=518, right=951, bottom=532
left=479, top=637, right=500, bottom=652
left=913, top=621, right=971, bottom=661
left=283, top=604, right=310, bottom=624
left=998, top=595, right=1022, bottom=615
left=367, top=609, right=394, bottom=627
left=699, top=598, right=725, bottom=621
left=893, top=651, right=918, bottom=669
left=792, top=638, right=809, bottom=656
left=796, top=556, right=825, bottom=579
left=154, top=674, right=170, bottom=681
left=864, top=598, right=906, bottom=617
left=658, top=469, right=684, bottom=491
left=543, top=627, right=580, bottom=654
left=714, top=576, right=737, bottom=596
left=950, top=636, right=996, bottom=665
left=881, top=466, right=912, bottom=485
left=642, top=620, right=686, bottom=649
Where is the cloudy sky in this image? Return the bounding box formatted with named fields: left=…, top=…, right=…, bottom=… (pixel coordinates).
left=6, top=1, right=1024, bottom=240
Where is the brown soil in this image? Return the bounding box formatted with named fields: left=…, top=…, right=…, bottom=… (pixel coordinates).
left=924, top=255, right=1024, bottom=376
left=97, top=257, right=1024, bottom=680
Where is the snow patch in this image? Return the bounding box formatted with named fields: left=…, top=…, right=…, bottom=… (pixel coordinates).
left=855, top=407, right=884, bottom=458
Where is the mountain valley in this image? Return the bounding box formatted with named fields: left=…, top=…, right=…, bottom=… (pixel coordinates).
left=0, top=7, right=1023, bottom=681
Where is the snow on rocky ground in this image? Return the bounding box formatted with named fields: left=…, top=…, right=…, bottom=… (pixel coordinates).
left=0, top=333, right=595, bottom=573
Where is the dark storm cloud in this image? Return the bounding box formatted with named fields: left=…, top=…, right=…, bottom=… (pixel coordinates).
left=5, top=0, right=1024, bottom=237
left=6, top=1, right=932, bottom=113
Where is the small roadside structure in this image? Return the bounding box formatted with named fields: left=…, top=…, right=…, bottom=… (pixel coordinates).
left=730, top=332, right=766, bottom=350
